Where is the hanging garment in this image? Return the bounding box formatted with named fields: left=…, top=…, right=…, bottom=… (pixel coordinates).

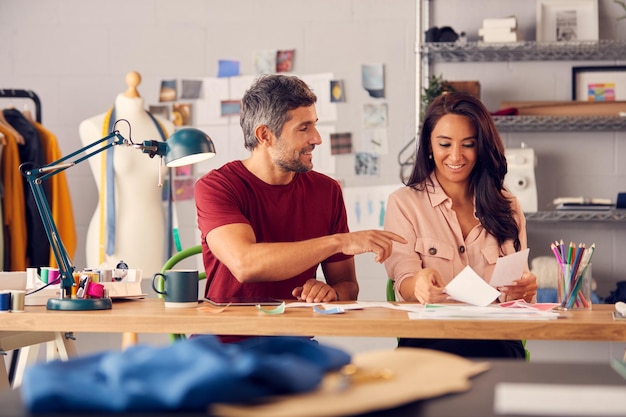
left=4, top=108, right=50, bottom=268
left=0, top=122, right=28, bottom=271
left=34, top=122, right=77, bottom=267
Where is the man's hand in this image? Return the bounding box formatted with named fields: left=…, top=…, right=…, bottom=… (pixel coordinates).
left=339, top=230, right=407, bottom=263
left=292, top=279, right=337, bottom=303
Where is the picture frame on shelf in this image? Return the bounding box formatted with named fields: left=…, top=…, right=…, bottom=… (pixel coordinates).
left=572, top=66, right=626, bottom=101
left=536, top=0, right=598, bottom=42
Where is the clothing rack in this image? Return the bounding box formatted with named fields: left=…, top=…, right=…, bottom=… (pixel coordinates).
left=0, top=89, right=42, bottom=123
left=0, top=88, right=42, bottom=385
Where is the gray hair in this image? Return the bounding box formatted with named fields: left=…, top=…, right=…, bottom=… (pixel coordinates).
left=240, top=74, right=317, bottom=150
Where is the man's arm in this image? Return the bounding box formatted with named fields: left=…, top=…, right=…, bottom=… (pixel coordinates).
left=207, top=223, right=405, bottom=283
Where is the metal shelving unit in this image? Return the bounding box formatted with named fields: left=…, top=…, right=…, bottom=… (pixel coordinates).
left=525, top=210, right=626, bottom=223
left=493, top=115, right=626, bottom=132
left=422, top=39, right=626, bottom=63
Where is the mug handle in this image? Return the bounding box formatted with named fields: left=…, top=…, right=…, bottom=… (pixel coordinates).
left=152, top=273, right=166, bottom=295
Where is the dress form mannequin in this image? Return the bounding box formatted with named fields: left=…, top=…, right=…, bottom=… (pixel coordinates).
left=79, top=71, right=174, bottom=278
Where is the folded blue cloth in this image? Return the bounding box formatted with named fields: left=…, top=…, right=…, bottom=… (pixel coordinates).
left=21, top=335, right=351, bottom=412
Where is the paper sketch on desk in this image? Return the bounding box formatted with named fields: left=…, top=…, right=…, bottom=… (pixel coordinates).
left=409, top=305, right=559, bottom=320
left=445, top=266, right=501, bottom=307
left=488, top=248, right=529, bottom=288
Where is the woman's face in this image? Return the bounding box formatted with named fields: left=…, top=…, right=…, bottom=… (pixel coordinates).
left=429, top=113, right=477, bottom=188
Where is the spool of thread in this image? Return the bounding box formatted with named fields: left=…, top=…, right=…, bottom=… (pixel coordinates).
left=10, top=290, right=25, bottom=312
left=0, top=291, right=11, bottom=313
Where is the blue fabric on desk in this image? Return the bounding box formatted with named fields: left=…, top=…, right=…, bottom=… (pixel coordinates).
left=21, top=335, right=351, bottom=413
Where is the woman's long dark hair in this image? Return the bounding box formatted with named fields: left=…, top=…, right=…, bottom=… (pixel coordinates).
left=407, top=92, right=521, bottom=251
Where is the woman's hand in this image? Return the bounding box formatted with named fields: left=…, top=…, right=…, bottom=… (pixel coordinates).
left=498, top=271, right=538, bottom=303
left=412, top=268, right=448, bottom=304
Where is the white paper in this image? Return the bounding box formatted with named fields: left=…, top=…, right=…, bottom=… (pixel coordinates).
left=489, top=248, right=530, bottom=288
left=445, top=266, right=501, bottom=306
left=494, top=383, right=626, bottom=416
left=408, top=305, right=559, bottom=320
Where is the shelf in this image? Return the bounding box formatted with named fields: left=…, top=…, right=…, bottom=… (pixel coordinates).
left=422, top=40, right=626, bottom=63
left=525, top=210, right=626, bottom=223
left=493, top=115, right=626, bottom=132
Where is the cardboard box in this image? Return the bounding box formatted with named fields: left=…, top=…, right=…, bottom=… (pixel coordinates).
left=449, top=81, right=481, bottom=99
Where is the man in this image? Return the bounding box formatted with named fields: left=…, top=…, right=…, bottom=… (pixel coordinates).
left=195, top=75, right=405, bottom=323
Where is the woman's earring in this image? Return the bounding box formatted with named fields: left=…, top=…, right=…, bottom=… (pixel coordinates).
left=428, top=153, right=433, bottom=160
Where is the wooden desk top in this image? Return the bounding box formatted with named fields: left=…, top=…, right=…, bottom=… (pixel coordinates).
left=0, top=299, right=624, bottom=342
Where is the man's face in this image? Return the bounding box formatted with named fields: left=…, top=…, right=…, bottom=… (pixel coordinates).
left=271, top=105, right=321, bottom=173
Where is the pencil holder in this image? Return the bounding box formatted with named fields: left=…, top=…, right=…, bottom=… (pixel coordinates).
left=557, top=263, right=592, bottom=311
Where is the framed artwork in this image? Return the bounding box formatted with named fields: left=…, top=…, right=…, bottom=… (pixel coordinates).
left=572, top=66, right=626, bottom=101
left=536, top=0, right=598, bottom=42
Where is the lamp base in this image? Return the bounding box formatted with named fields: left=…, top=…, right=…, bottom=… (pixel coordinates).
left=46, top=297, right=113, bottom=311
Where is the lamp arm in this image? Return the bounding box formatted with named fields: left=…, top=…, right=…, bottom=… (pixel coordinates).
left=21, top=131, right=128, bottom=298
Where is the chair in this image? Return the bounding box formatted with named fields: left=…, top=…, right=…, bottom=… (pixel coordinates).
left=158, top=245, right=205, bottom=342
left=386, top=278, right=530, bottom=361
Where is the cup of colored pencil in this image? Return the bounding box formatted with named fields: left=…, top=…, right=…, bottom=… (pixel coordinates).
left=550, top=240, right=594, bottom=311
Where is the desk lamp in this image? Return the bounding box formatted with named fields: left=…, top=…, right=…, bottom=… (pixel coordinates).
left=21, top=124, right=216, bottom=311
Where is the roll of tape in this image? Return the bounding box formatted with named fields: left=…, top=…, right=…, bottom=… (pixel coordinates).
left=0, top=291, right=11, bottom=312
left=10, top=290, right=25, bottom=312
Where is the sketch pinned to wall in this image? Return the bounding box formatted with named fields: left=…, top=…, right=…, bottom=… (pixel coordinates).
left=354, top=152, right=379, bottom=176
left=159, top=79, right=177, bottom=102
left=362, top=128, right=388, bottom=155
left=276, top=49, right=295, bottom=72
left=172, top=103, right=192, bottom=126
left=181, top=80, right=203, bottom=99
left=220, top=100, right=241, bottom=116
left=218, top=59, right=240, bottom=77
left=255, top=50, right=277, bottom=74
left=330, top=80, right=346, bottom=102
left=330, top=132, right=352, bottom=155
left=361, top=63, right=385, bottom=98
left=149, top=105, right=170, bottom=121
left=363, top=103, right=388, bottom=128
left=341, top=185, right=401, bottom=231
left=173, top=165, right=195, bottom=201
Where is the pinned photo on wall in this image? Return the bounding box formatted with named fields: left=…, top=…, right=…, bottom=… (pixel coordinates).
left=218, top=59, right=240, bottom=78
left=361, top=63, right=385, bottom=98
left=174, top=178, right=195, bottom=201
left=221, top=99, right=241, bottom=117
left=330, top=80, right=346, bottom=102
left=181, top=79, right=203, bottom=100
left=159, top=79, right=177, bottom=102
left=172, top=103, right=192, bottom=126
left=362, top=128, right=389, bottom=155
left=276, top=49, right=295, bottom=72
left=255, top=49, right=277, bottom=74
left=330, top=132, right=352, bottom=155
left=363, top=103, right=388, bottom=128
left=149, top=105, right=170, bottom=121
left=355, top=152, right=379, bottom=176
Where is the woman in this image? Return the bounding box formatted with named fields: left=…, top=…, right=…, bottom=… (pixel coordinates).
left=384, top=92, right=538, bottom=359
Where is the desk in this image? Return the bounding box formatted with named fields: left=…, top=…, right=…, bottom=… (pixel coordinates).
left=1, top=360, right=625, bottom=417
left=0, top=299, right=623, bottom=342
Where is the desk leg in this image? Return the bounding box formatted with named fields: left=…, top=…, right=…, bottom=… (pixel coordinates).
left=0, top=353, right=9, bottom=390
left=11, top=345, right=40, bottom=388
left=121, top=332, right=138, bottom=350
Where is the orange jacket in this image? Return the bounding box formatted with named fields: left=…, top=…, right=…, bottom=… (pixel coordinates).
left=0, top=124, right=27, bottom=271
left=34, top=122, right=77, bottom=267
